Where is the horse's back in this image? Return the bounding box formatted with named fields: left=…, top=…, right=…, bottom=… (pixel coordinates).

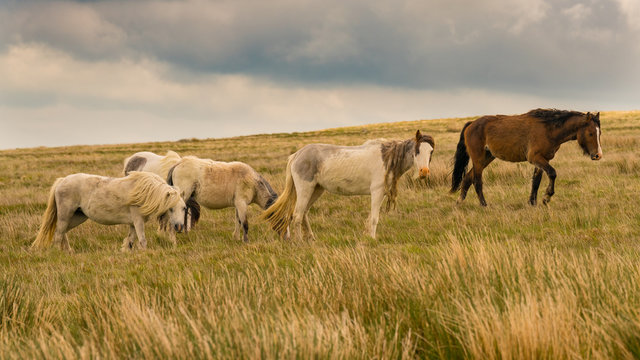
left=175, top=157, right=251, bottom=208
left=179, top=157, right=253, bottom=177
left=467, top=114, right=537, bottom=162
left=123, top=151, right=160, bottom=175
left=58, top=173, right=109, bottom=191
left=292, top=143, right=381, bottom=194
left=54, top=174, right=116, bottom=210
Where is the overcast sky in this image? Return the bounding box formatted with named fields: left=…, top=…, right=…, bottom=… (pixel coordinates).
left=1, top=0, right=638, bottom=149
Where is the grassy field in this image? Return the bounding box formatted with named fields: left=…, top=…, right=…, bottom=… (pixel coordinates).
left=1, top=111, right=640, bottom=359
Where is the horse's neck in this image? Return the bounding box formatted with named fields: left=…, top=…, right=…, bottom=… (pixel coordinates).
left=390, top=142, right=415, bottom=175
left=554, top=116, right=589, bottom=144
left=400, top=151, right=414, bottom=174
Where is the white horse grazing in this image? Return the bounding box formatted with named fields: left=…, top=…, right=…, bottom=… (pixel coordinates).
left=167, top=156, right=279, bottom=242
left=123, top=150, right=182, bottom=178
left=261, top=130, right=435, bottom=241
left=31, top=171, right=186, bottom=252
left=123, top=150, right=200, bottom=231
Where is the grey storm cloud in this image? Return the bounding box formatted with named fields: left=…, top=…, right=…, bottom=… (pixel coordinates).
left=2, top=0, right=638, bottom=94
left=0, top=0, right=639, bottom=149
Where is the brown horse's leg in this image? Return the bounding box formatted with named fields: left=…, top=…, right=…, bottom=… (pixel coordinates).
left=529, top=168, right=544, bottom=206
left=458, top=169, right=474, bottom=203
left=541, top=164, right=557, bottom=205
left=472, top=166, right=487, bottom=207
left=529, top=158, right=557, bottom=205
left=459, top=150, right=493, bottom=203
left=471, top=152, right=495, bottom=207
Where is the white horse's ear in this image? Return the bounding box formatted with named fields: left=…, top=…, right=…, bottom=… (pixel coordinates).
left=415, top=130, right=422, bottom=140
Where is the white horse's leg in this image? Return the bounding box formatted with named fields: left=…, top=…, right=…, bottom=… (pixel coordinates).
left=60, top=212, right=87, bottom=252
left=302, top=186, right=324, bottom=241
left=233, top=209, right=241, bottom=241
left=185, top=211, right=192, bottom=232
left=168, top=228, right=177, bottom=248
left=53, top=206, right=75, bottom=252
left=59, top=234, right=73, bottom=253
left=367, top=188, right=385, bottom=238
left=130, top=209, right=147, bottom=250
left=156, top=214, right=177, bottom=248
left=292, top=181, right=315, bottom=241
left=234, top=199, right=249, bottom=243
left=120, top=225, right=136, bottom=252
left=301, top=216, right=313, bottom=241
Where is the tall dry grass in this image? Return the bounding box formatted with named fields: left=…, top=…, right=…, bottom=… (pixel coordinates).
left=1, top=111, right=639, bottom=358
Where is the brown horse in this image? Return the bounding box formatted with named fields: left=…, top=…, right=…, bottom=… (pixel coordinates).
left=450, top=109, right=602, bottom=206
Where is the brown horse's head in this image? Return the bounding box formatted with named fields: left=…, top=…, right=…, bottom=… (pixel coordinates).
left=576, top=112, right=602, bottom=161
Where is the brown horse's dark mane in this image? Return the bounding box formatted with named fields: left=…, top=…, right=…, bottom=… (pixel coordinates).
left=527, top=108, right=600, bottom=128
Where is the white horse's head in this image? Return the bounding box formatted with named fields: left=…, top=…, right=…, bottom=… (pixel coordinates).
left=165, top=195, right=187, bottom=233
left=413, top=130, right=435, bottom=178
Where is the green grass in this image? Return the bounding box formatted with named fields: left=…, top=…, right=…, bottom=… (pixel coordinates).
left=1, top=111, right=639, bottom=359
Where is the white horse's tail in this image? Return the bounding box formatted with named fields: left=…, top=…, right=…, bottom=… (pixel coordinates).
left=258, top=155, right=296, bottom=237
left=31, top=178, right=62, bottom=250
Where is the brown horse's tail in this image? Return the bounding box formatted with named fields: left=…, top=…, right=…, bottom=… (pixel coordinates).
left=31, top=178, right=63, bottom=250
left=258, top=155, right=296, bottom=237
left=451, top=121, right=472, bottom=193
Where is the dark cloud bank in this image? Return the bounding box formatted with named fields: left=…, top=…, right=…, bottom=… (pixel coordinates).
left=0, top=0, right=638, bottom=148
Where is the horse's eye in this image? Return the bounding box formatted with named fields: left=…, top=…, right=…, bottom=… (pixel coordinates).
left=169, top=208, right=173, bottom=213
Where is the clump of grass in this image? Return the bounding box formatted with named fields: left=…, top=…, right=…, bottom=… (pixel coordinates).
left=613, top=156, right=640, bottom=175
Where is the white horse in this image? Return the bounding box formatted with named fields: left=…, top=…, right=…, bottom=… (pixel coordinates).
left=123, top=150, right=182, bottom=178
left=261, top=130, right=435, bottom=241
left=123, top=150, right=200, bottom=231
left=167, top=156, right=279, bottom=242
left=31, top=171, right=186, bottom=252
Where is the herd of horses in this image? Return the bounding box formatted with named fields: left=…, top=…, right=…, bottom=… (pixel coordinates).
left=30, top=109, right=603, bottom=252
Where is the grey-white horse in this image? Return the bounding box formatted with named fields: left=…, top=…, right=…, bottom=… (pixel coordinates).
left=167, top=156, right=279, bottom=242
left=261, top=130, right=435, bottom=241
left=31, top=171, right=186, bottom=252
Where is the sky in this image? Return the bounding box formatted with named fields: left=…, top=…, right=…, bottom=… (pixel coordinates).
left=1, top=0, right=638, bottom=149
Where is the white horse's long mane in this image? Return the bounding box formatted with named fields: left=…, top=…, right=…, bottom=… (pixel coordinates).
left=157, top=151, right=182, bottom=179
left=380, top=139, right=415, bottom=211
left=127, top=171, right=181, bottom=217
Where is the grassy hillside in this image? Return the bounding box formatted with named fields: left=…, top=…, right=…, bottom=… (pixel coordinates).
left=1, top=111, right=639, bottom=359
